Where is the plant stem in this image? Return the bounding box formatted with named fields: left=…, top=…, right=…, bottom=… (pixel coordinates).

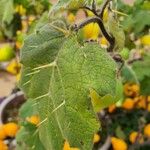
left=74, top=16, right=115, bottom=52
left=99, top=0, right=112, bottom=18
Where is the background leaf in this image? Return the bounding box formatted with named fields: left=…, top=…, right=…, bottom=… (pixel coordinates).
left=132, top=55, right=150, bottom=95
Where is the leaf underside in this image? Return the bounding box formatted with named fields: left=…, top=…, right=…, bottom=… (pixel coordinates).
left=19, top=21, right=118, bottom=150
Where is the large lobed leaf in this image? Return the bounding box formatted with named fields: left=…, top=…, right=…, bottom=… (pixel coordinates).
left=19, top=21, right=118, bottom=149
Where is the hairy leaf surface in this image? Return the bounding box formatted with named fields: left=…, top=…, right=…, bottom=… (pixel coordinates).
left=19, top=22, right=118, bottom=149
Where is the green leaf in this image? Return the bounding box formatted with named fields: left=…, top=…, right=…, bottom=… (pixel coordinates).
left=19, top=21, right=118, bottom=149
left=16, top=125, right=45, bottom=150
left=89, top=79, right=123, bottom=112
left=115, top=126, right=126, bottom=140
left=50, top=0, right=92, bottom=14
left=133, top=10, right=150, bottom=33
left=132, top=55, right=150, bottom=81
left=0, top=0, right=14, bottom=25
left=121, top=63, right=139, bottom=84
left=132, top=55, right=150, bottom=95
left=107, top=12, right=125, bottom=51
left=19, top=99, right=37, bottom=119
left=2, top=0, right=14, bottom=24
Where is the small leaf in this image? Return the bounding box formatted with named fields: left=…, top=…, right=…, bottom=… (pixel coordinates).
left=115, top=126, right=126, bottom=140
left=2, top=0, right=14, bottom=24
left=90, top=79, right=123, bottom=112
left=121, top=64, right=139, bottom=84
left=108, top=12, right=125, bottom=51
left=132, top=54, right=150, bottom=95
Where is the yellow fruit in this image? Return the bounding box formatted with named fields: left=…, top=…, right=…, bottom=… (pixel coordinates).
left=0, top=44, right=15, bottom=62
left=0, top=126, right=6, bottom=140
left=21, top=20, right=28, bottom=32
left=111, top=137, right=127, bottom=150
left=28, top=15, right=36, bottom=25
left=129, top=131, right=143, bottom=144
left=67, top=13, right=75, bottom=23
left=147, top=103, right=150, bottom=112
left=124, top=83, right=140, bottom=97
left=140, top=35, right=150, bottom=45
left=15, top=41, right=22, bottom=49
left=63, top=141, right=79, bottom=150
left=27, top=115, right=40, bottom=125
left=108, top=104, right=116, bottom=113
left=15, top=5, right=26, bottom=16
left=93, top=133, right=101, bottom=143
left=0, top=140, right=8, bottom=150
left=100, top=37, right=108, bottom=46
left=122, top=98, right=135, bottom=110
left=6, top=60, right=21, bottom=75
left=3, top=123, right=19, bottom=138
left=83, top=23, right=100, bottom=40
left=134, top=96, right=146, bottom=109
left=144, top=124, right=150, bottom=138
left=132, top=84, right=140, bottom=95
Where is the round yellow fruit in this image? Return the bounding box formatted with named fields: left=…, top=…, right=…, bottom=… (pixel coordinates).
left=0, top=126, right=6, bottom=140
left=15, top=5, right=26, bottom=16
left=26, top=115, right=40, bottom=125
left=136, top=96, right=146, bottom=109
left=3, top=123, right=19, bottom=138
left=122, top=98, right=135, bottom=110
left=108, top=104, right=116, bottom=113
left=63, top=141, right=79, bottom=150
left=83, top=23, right=100, bottom=40
left=129, top=131, right=143, bottom=144
left=100, top=37, right=108, bottom=46
left=140, top=35, right=150, bottom=46
left=67, top=13, right=75, bottom=24
left=6, top=60, right=21, bottom=75
left=0, top=44, right=15, bottom=62
left=111, top=137, right=127, bottom=150
left=0, top=140, right=8, bottom=150
left=93, top=133, right=101, bottom=143
left=144, top=124, right=150, bottom=138
left=124, top=83, right=140, bottom=97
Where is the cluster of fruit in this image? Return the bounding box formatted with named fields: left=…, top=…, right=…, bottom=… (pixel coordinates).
left=0, top=122, right=19, bottom=150
left=101, top=83, right=150, bottom=150
left=0, top=115, right=39, bottom=150
left=108, top=83, right=150, bottom=113
left=63, top=133, right=100, bottom=150
left=107, top=123, right=150, bottom=150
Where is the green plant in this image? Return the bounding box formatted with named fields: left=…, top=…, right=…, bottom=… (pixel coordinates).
left=17, top=0, right=125, bottom=149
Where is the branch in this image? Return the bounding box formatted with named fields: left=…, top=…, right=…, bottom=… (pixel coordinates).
left=92, top=0, right=97, bottom=15
left=127, top=57, right=143, bottom=64
left=99, top=0, right=112, bottom=18
left=73, top=16, right=115, bottom=52
left=112, top=54, right=124, bottom=77
left=98, top=136, right=111, bottom=150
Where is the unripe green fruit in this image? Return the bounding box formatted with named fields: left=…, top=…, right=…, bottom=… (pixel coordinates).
left=0, top=44, right=15, bottom=62
left=120, top=47, right=130, bottom=60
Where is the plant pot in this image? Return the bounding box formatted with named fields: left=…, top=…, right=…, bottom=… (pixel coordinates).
left=0, top=91, right=25, bottom=125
